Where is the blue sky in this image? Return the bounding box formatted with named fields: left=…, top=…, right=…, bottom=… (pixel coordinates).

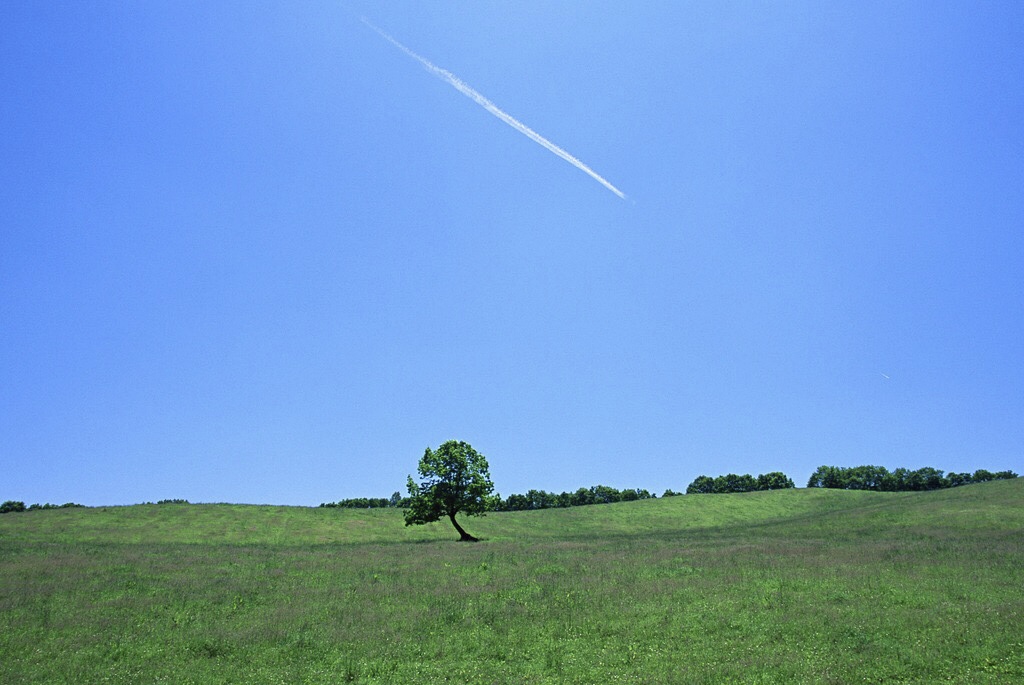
left=3, top=1, right=1022, bottom=506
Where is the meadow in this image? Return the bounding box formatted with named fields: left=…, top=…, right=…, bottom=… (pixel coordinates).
left=1, top=480, right=1022, bottom=684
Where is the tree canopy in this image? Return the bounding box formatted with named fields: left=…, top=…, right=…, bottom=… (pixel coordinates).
left=494, top=485, right=654, bottom=511
left=404, top=440, right=498, bottom=541
left=806, top=465, right=1018, bottom=491
left=685, top=472, right=795, bottom=494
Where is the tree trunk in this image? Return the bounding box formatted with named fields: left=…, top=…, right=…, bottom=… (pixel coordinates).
left=449, top=513, right=479, bottom=542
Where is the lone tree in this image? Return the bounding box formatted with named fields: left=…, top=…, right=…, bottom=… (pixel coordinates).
left=404, top=440, right=498, bottom=542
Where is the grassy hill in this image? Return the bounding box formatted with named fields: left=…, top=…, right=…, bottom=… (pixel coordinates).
left=1, top=480, right=1022, bottom=683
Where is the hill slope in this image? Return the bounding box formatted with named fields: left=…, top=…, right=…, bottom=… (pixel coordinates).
left=1, top=480, right=1022, bottom=683
left=7, top=479, right=1020, bottom=546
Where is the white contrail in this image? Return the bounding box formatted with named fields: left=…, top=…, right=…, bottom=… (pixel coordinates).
left=362, top=18, right=626, bottom=200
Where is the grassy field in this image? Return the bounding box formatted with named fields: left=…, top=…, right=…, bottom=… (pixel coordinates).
left=1, top=481, right=1022, bottom=684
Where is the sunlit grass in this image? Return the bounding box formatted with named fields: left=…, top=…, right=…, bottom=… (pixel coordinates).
left=1, top=480, right=1022, bottom=683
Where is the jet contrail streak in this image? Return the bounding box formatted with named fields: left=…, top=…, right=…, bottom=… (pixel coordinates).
left=362, top=18, right=626, bottom=200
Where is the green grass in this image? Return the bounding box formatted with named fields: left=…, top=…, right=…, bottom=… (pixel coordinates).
left=2, top=481, right=1022, bottom=683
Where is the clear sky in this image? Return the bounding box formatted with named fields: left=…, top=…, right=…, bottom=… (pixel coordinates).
left=3, top=1, right=1022, bottom=506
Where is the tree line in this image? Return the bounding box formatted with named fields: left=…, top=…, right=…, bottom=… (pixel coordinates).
left=320, top=464, right=1020, bottom=511
left=320, top=486, right=656, bottom=511
left=320, top=493, right=407, bottom=509
left=1, top=501, right=85, bottom=514
left=495, top=485, right=655, bottom=511
left=0, top=500, right=187, bottom=514
left=7, top=463, right=1017, bottom=518
left=321, top=474, right=796, bottom=512
left=685, top=472, right=796, bottom=494
left=806, top=465, right=1018, bottom=491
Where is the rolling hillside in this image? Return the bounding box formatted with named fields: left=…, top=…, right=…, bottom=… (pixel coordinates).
left=1, top=480, right=1022, bottom=683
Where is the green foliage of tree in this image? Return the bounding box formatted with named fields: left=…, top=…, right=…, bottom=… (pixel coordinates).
left=404, top=440, right=498, bottom=542
left=757, top=472, right=796, bottom=490
left=620, top=488, right=651, bottom=502
left=321, top=497, right=391, bottom=509
left=686, top=476, right=717, bottom=494
left=26, top=502, right=85, bottom=511
left=0, top=501, right=85, bottom=512
left=501, top=493, right=531, bottom=511
left=880, top=468, right=911, bottom=492
left=1, top=500, right=27, bottom=514
left=972, top=469, right=995, bottom=483
left=716, top=473, right=758, bottom=493
left=807, top=465, right=844, bottom=489
left=589, top=485, right=620, bottom=504
left=495, top=485, right=654, bottom=511
left=320, top=492, right=410, bottom=509
left=687, top=472, right=796, bottom=494
left=842, top=465, right=889, bottom=491
left=572, top=487, right=595, bottom=507
left=807, top=465, right=1017, bottom=492
left=946, top=472, right=973, bottom=488
left=907, top=467, right=947, bottom=491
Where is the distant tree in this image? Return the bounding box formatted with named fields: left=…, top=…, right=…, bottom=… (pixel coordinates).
left=662, top=489, right=682, bottom=497
left=908, top=467, right=947, bottom=491
left=3, top=501, right=86, bottom=513
left=844, top=465, right=889, bottom=491
left=571, top=488, right=595, bottom=506
left=496, top=485, right=654, bottom=511
left=499, top=493, right=529, bottom=511
left=689, top=471, right=794, bottom=494
left=620, top=488, right=641, bottom=502
left=322, top=493, right=410, bottom=509
left=807, top=466, right=846, bottom=489
left=881, top=468, right=911, bottom=492
left=590, top=485, right=621, bottom=504
left=404, top=440, right=498, bottom=542
left=946, top=472, right=972, bottom=488
left=717, top=473, right=758, bottom=493
left=526, top=489, right=557, bottom=510
left=756, top=472, right=795, bottom=490
left=972, top=469, right=995, bottom=483
left=806, top=464, right=1014, bottom=492
left=686, top=476, right=716, bottom=494
left=619, top=488, right=653, bottom=501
